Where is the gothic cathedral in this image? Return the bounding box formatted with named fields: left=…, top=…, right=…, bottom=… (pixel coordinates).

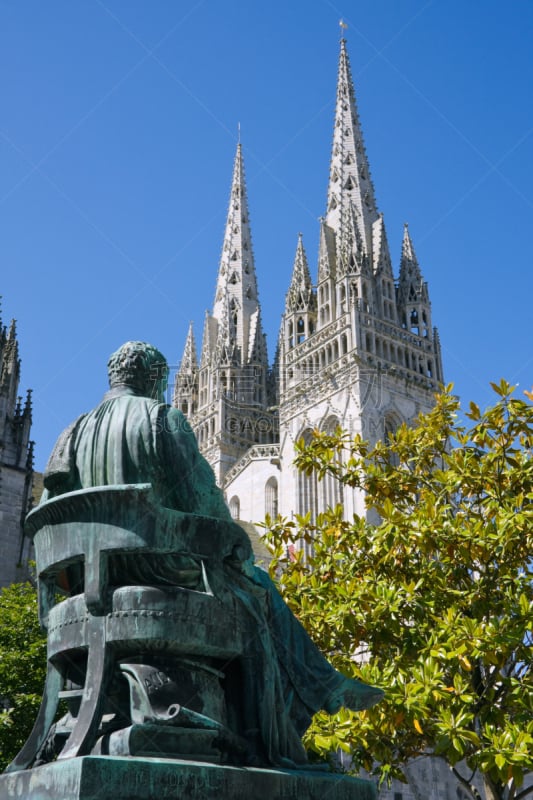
left=174, top=38, right=444, bottom=524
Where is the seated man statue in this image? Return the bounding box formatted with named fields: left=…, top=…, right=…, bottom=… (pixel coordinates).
left=42, top=340, right=383, bottom=767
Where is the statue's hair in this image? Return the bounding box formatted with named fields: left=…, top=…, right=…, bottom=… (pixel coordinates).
left=107, top=341, right=168, bottom=397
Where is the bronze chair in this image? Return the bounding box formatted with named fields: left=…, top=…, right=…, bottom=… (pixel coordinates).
left=8, top=484, right=252, bottom=772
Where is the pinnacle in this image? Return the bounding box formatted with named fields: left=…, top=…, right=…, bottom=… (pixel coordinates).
left=286, top=234, right=315, bottom=313
left=179, top=322, right=198, bottom=375
left=400, top=224, right=421, bottom=277
left=7, top=318, right=17, bottom=341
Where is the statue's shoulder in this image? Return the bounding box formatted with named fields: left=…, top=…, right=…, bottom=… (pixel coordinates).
left=43, top=413, right=87, bottom=495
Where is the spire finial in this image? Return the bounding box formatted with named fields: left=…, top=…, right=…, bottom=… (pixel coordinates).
left=339, top=19, right=348, bottom=39
left=237, top=121, right=241, bottom=144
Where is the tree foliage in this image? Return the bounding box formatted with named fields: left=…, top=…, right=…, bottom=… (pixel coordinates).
left=266, top=382, right=533, bottom=800
left=0, top=581, right=46, bottom=771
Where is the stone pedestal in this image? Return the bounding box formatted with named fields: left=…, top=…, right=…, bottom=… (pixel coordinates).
left=0, top=756, right=376, bottom=799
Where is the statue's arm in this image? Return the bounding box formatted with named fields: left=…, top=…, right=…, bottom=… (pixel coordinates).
left=158, top=407, right=232, bottom=521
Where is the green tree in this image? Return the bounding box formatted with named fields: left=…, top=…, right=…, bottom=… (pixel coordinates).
left=266, top=382, right=533, bottom=800
left=0, top=582, right=46, bottom=771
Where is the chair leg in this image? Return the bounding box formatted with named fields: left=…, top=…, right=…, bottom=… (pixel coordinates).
left=57, top=617, right=111, bottom=760
left=6, top=660, right=64, bottom=773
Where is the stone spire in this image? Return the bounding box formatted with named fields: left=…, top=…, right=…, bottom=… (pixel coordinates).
left=212, top=143, right=264, bottom=367
left=173, top=322, right=199, bottom=416
left=325, top=38, right=380, bottom=255
left=285, top=234, right=315, bottom=314
left=397, top=224, right=431, bottom=337
left=282, top=234, right=317, bottom=353
left=0, top=307, right=33, bottom=588
left=199, top=310, right=216, bottom=369
left=182, top=141, right=274, bottom=484
left=317, top=219, right=336, bottom=283
left=179, top=322, right=198, bottom=374
left=372, top=213, right=394, bottom=278
left=1, top=318, right=21, bottom=411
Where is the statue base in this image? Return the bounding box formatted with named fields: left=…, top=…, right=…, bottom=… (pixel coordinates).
left=0, top=756, right=377, bottom=799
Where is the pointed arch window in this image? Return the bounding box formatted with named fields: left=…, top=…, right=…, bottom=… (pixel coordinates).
left=344, top=152, right=354, bottom=164
left=384, top=415, right=401, bottom=467
left=329, top=195, right=338, bottom=211
left=265, top=477, right=278, bottom=519
left=297, top=317, right=305, bottom=344
left=321, top=416, right=343, bottom=511
left=341, top=334, right=348, bottom=354
left=288, top=321, right=294, bottom=349
left=229, top=496, right=240, bottom=520
left=344, top=176, right=355, bottom=190
left=339, top=284, right=346, bottom=312
left=298, top=428, right=319, bottom=528
left=229, top=272, right=239, bottom=285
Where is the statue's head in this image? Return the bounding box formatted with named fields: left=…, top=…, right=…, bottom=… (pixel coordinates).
left=107, top=341, right=168, bottom=402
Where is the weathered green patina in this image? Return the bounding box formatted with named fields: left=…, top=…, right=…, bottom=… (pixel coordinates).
left=2, top=341, right=382, bottom=797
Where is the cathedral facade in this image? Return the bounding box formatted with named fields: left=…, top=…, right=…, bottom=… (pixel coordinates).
left=0, top=316, right=34, bottom=588
left=174, top=38, right=443, bottom=525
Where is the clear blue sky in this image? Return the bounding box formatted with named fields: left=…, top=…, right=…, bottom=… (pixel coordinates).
left=0, top=1, right=532, bottom=472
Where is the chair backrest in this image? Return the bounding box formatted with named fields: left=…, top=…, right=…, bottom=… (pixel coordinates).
left=25, top=484, right=252, bottom=626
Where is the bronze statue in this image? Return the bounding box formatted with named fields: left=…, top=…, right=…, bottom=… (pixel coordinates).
left=9, top=341, right=383, bottom=772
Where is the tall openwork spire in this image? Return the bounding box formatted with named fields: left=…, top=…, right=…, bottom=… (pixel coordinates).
left=212, top=143, right=264, bottom=366
left=325, top=38, right=379, bottom=255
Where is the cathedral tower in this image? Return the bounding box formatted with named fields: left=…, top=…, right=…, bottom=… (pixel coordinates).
left=277, top=37, right=443, bottom=519
left=175, top=37, right=443, bottom=524
left=174, top=144, right=277, bottom=492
